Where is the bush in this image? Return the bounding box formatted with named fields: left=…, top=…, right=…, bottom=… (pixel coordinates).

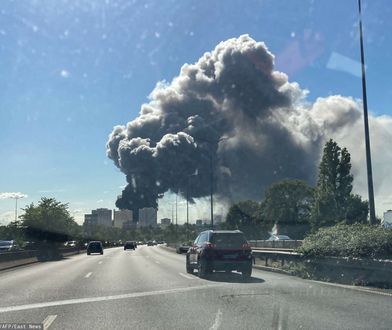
left=298, top=224, right=392, bottom=259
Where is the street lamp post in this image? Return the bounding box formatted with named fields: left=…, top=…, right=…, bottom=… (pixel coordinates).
left=358, top=0, right=376, bottom=225
left=192, top=136, right=228, bottom=230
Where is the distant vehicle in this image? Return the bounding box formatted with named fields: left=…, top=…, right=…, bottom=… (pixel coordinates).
left=124, top=241, right=137, bottom=250
left=87, top=241, right=103, bottom=255
left=147, top=241, right=154, bottom=246
left=64, top=240, right=77, bottom=247
left=0, top=240, right=20, bottom=252
left=186, top=230, right=253, bottom=280
left=267, top=235, right=291, bottom=241
left=176, top=242, right=192, bottom=254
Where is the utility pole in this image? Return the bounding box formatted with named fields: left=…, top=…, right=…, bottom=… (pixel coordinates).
left=14, top=197, right=19, bottom=222
left=210, top=154, right=214, bottom=230
left=186, top=180, right=189, bottom=241
left=358, top=0, right=376, bottom=225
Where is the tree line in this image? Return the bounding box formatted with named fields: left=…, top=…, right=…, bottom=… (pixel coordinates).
left=223, top=139, right=370, bottom=239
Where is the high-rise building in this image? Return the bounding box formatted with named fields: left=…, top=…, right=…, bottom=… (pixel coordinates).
left=91, top=208, right=112, bottom=227
left=113, top=209, right=133, bottom=229
left=83, top=213, right=98, bottom=227
left=138, top=207, right=157, bottom=227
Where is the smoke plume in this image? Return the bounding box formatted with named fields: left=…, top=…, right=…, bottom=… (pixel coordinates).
left=107, top=35, right=392, bottom=214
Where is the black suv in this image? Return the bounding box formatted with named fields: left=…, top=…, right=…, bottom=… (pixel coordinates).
left=87, top=241, right=103, bottom=255
left=124, top=241, right=137, bottom=250
left=186, top=230, right=253, bottom=279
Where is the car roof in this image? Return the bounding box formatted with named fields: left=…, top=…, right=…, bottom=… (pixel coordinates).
left=201, top=230, right=244, bottom=234
left=89, top=241, right=102, bottom=244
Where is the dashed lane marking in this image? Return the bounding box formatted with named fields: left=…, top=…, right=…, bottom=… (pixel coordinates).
left=179, top=272, right=195, bottom=280
left=0, top=283, right=228, bottom=313
left=43, top=314, right=57, bottom=329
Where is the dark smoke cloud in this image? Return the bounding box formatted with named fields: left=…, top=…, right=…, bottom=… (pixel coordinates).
left=106, top=35, right=361, bottom=213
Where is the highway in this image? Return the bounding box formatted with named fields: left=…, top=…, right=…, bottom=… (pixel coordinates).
left=0, top=245, right=391, bottom=329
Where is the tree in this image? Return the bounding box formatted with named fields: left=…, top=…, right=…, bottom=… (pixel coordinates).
left=224, top=200, right=267, bottom=239
left=262, top=179, right=314, bottom=239
left=20, top=197, right=81, bottom=244
left=311, top=139, right=368, bottom=230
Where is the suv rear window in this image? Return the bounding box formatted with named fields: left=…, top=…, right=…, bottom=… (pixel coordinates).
left=210, top=233, right=246, bottom=248
left=89, top=242, right=101, bottom=248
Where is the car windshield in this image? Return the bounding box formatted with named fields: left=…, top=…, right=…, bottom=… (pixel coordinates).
left=1, top=1, right=392, bottom=328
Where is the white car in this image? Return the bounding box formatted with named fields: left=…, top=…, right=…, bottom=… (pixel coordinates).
left=267, top=235, right=291, bottom=241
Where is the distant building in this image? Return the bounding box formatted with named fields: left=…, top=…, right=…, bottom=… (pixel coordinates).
left=113, top=209, right=133, bottom=229
left=382, top=210, right=392, bottom=229
left=195, top=219, right=203, bottom=226
left=138, top=207, right=157, bottom=227
left=91, top=208, right=112, bottom=227
left=83, top=213, right=98, bottom=227
left=161, top=218, right=171, bottom=227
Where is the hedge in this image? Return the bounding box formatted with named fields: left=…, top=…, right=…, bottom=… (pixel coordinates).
left=298, top=223, right=392, bottom=259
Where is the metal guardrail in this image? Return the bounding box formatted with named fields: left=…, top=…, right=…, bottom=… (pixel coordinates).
left=251, top=249, right=392, bottom=287
left=249, top=240, right=302, bottom=249
left=0, top=247, right=86, bottom=271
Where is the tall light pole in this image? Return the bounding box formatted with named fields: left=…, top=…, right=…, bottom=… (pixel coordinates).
left=209, top=154, right=214, bottom=230
left=358, top=0, right=376, bottom=225
left=14, top=196, right=19, bottom=222
left=192, top=136, right=228, bottom=230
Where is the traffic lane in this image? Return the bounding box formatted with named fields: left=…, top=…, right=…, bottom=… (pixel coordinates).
left=2, top=246, right=392, bottom=329
left=0, top=245, right=207, bottom=311
left=0, top=247, right=121, bottom=308
left=76, top=245, right=210, bottom=297
left=1, top=274, right=391, bottom=330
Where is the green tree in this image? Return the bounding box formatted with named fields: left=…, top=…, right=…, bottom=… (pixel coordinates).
left=224, top=200, right=267, bottom=239
left=311, top=139, right=368, bottom=230
left=20, top=197, right=81, bottom=244
left=262, top=179, right=314, bottom=239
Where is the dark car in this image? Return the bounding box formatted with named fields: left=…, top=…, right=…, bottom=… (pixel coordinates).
left=87, top=241, right=103, bottom=255
left=176, top=242, right=192, bottom=254
left=186, top=230, right=253, bottom=279
left=0, top=240, right=20, bottom=252
left=124, top=241, right=137, bottom=250
left=147, top=241, right=154, bottom=246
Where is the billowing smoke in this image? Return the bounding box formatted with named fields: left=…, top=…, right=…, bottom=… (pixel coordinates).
left=107, top=34, right=392, bottom=215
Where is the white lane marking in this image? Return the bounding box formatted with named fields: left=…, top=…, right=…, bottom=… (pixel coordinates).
left=210, top=309, right=222, bottom=330
left=179, top=272, right=194, bottom=280
left=84, top=272, right=92, bottom=278
left=155, top=261, right=160, bottom=264
left=43, top=314, right=57, bottom=330
left=98, top=261, right=103, bottom=265
left=309, top=279, right=392, bottom=297
left=253, top=268, right=392, bottom=298
left=0, top=283, right=228, bottom=313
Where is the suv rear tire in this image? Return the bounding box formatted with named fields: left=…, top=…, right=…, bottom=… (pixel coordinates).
left=186, top=257, right=194, bottom=274
left=198, top=258, right=209, bottom=278
left=242, top=264, right=252, bottom=281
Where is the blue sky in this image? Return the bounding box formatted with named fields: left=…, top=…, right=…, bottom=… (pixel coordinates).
left=1, top=0, right=391, bottom=224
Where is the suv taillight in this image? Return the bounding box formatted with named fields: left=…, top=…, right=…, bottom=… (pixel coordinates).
left=242, top=242, right=251, bottom=249
left=205, top=242, right=216, bottom=249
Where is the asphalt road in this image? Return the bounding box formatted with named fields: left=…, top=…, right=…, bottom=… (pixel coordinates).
left=0, top=245, right=391, bottom=330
